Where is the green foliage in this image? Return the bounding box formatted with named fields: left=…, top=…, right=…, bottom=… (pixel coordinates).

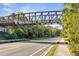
left=46, top=38, right=61, bottom=56
left=0, top=31, right=11, bottom=40
left=62, top=3, right=79, bottom=55
left=8, top=26, right=27, bottom=39
left=7, top=24, right=60, bottom=39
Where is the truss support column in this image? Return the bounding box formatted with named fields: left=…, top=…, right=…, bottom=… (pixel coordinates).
left=55, top=11, right=58, bottom=23
left=41, top=12, right=43, bottom=23
left=17, top=14, right=20, bottom=24
left=35, top=12, right=36, bottom=23
left=23, top=14, right=25, bottom=24
left=29, top=13, right=30, bottom=22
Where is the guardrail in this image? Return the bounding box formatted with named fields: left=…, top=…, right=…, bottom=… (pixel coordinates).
left=0, top=39, right=29, bottom=44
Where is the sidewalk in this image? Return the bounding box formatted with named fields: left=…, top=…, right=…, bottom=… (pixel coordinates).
left=54, top=38, right=70, bottom=56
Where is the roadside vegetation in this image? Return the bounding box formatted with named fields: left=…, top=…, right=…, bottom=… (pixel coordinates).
left=0, top=24, right=61, bottom=40
left=7, top=24, right=60, bottom=39
left=46, top=38, right=61, bottom=56
left=62, top=3, right=79, bottom=55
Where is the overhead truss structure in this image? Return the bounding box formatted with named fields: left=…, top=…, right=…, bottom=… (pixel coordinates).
left=0, top=11, right=62, bottom=26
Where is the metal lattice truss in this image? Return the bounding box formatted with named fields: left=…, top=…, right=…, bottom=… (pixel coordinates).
left=0, top=11, right=62, bottom=26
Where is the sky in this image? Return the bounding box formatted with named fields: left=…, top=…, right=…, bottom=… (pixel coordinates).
left=0, top=3, right=64, bottom=16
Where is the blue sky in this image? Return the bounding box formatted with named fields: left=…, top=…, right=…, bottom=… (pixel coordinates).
left=0, top=3, right=64, bottom=16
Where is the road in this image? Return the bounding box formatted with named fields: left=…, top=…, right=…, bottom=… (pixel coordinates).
left=0, top=37, right=58, bottom=56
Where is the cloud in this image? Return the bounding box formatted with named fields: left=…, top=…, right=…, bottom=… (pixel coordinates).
left=1, top=3, right=15, bottom=7
left=1, top=3, right=34, bottom=14
left=0, top=3, right=48, bottom=16
left=17, top=4, right=47, bottom=13
left=19, top=6, right=36, bottom=13
left=0, top=3, right=16, bottom=16
left=3, top=7, right=13, bottom=12
left=2, top=8, right=13, bottom=16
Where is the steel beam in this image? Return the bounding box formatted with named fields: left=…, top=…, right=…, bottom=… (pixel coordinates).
left=0, top=11, right=62, bottom=26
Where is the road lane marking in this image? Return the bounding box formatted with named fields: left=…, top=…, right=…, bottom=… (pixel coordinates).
left=40, top=45, right=53, bottom=56
left=30, top=45, right=50, bottom=56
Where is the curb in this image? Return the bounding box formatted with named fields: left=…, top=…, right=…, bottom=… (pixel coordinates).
left=40, top=45, right=53, bottom=56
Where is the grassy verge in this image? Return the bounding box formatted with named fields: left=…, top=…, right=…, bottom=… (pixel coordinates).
left=68, top=44, right=79, bottom=56
left=68, top=45, right=75, bottom=56
left=46, top=38, right=61, bottom=56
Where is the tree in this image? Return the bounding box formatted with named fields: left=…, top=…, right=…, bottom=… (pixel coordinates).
left=62, top=3, right=79, bottom=55
left=63, top=3, right=79, bottom=12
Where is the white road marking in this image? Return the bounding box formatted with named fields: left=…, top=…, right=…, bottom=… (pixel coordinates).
left=30, top=45, right=50, bottom=56
left=40, top=45, right=53, bottom=56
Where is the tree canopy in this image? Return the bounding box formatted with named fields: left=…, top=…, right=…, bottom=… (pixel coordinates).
left=62, top=3, right=79, bottom=55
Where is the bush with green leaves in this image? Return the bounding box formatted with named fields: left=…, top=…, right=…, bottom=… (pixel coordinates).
left=62, top=4, right=79, bottom=55
left=7, top=24, right=60, bottom=39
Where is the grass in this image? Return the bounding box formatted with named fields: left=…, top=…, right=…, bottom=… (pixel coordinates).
left=46, top=38, right=61, bottom=56
left=68, top=44, right=75, bottom=56
left=68, top=44, right=79, bottom=56
left=46, top=44, right=58, bottom=56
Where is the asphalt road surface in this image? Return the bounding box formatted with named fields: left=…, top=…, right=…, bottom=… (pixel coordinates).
left=0, top=37, right=58, bottom=56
